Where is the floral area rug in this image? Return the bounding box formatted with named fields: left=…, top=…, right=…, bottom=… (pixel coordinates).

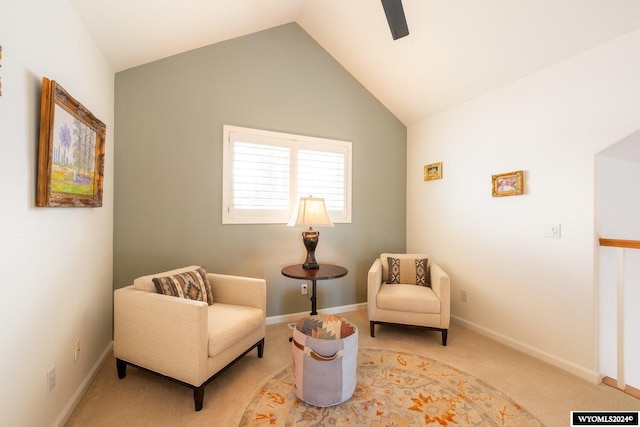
left=239, top=347, right=544, bottom=426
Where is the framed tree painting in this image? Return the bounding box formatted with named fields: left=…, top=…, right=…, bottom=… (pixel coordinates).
left=36, top=77, right=106, bottom=207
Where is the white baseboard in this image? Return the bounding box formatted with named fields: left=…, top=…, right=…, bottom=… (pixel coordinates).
left=53, top=341, right=114, bottom=427
left=451, top=315, right=600, bottom=384
left=266, top=302, right=366, bottom=325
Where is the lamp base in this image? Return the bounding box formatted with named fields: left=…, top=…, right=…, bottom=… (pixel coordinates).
left=302, top=228, right=320, bottom=270
left=303, top=260, right=319, bottom=270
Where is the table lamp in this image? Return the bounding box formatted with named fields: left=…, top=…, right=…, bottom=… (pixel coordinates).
left=288, top=196, right=334, bottom=269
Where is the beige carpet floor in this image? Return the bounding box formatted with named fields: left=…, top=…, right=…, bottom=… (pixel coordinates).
left=65, top=309, right=639, bottom=427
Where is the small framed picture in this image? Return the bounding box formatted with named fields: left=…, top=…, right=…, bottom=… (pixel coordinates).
left=424, top=162, right=442, bottom=181
left=492, top=170, right=524, bottom=197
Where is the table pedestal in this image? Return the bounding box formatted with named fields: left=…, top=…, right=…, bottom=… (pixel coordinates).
left=281, top=264, right=348, bottom=315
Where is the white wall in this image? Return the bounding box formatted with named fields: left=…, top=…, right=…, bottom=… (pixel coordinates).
left=0, top=1, right=114, bottom=426
left=596, top=150, right=640, bottom=241
left=407, top=29, right=640, bottom=381
left=596, top=153, right=640, bottom=388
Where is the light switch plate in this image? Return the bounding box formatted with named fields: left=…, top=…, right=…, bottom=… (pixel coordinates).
left=544, top=223, right=561, bottom=238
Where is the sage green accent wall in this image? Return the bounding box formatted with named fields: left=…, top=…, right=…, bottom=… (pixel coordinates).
left=114, top=23, right=406, bottom=316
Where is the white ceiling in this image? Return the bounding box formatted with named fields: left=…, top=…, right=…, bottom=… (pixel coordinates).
left=70, top=0, right=640, bottom=125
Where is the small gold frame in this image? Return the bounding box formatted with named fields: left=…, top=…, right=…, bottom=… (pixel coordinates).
left=492, top=170, right=524, bottom=197
left=424, top=162, right=442, bottom=181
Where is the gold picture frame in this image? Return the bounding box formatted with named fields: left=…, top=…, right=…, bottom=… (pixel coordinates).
left=492, top=170, right=524, bottom=197
left=36, top=77, right=106, bottom=207
left=424, top=162, right=442, bottom=181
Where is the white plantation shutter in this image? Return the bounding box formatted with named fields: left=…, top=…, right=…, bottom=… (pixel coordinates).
left=297, top=148, right=345, bottom=214
left=232, top=141, right=289, bottom=210
left=223, top=125, right=351, bottom=224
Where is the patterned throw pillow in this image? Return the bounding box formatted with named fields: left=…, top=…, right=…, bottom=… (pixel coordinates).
left=415, top=258, right=428, bottom=286
left=388, top=257, right=401, bottom=284
left=152, top=267, right=214, bottom=305
left=387, top=257, right=431, bottom=287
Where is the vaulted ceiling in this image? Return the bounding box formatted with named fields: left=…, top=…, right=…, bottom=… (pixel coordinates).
left=70, top=0, right=640, bottom=125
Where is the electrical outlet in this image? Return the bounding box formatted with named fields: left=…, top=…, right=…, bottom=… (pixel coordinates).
left=47, top=366, right=56, bottom=392
left=460, top=290, right=468, bottom=302
left=74, top=340, right=80, bottom=363
left=301, top=283, right=308, bottom=295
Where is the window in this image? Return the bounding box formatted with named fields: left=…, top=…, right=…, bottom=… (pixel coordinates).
left=222, top=125, right=352, bottom=224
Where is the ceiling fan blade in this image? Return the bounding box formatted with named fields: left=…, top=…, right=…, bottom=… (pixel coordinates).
left=381, top=0, right=409, bottom=40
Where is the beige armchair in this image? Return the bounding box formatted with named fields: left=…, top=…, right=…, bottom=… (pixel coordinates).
left=368, top=253, right=450, bottom=345
left=114, top=266, right=266, bottom=411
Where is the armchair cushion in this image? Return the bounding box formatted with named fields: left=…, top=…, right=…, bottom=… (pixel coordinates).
left=383, top=255, right=431, bottom=287
left=376, top=283, right=440, bottom=314
left=153, top=267, right=214, bottom=305
left=207, top=303, right=264, bottom=357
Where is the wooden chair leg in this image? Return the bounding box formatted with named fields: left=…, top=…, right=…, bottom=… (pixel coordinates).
left=370, top=321, right=376, bottom=337
left=257, top=338, right=264, bottom=358
left=441, top=329, right=448, bottom=346
left=116, top=358, right=127, bottom=379
left=194, top=386, right=204, bottom=411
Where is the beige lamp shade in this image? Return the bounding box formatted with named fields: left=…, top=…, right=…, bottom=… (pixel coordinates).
left=288, top=197, right=334, bottom=228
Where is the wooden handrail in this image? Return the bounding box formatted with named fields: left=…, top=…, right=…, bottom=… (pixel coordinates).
left=599, top=239, right=640, bottom=250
